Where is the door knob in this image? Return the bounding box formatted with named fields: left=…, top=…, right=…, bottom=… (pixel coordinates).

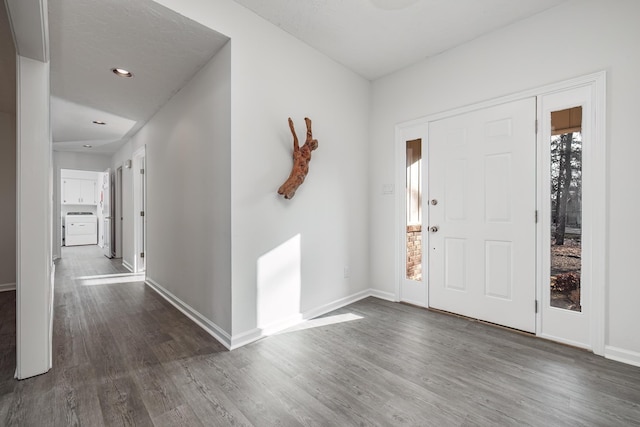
left=430, top=226, right=439, bottom=233
left=430, top=199, right=438, bottom=205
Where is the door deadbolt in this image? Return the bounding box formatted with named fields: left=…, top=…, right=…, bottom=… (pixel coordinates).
left=430, top=199, right=438, bottom=205
left=430, top=226, right=439, bottom=233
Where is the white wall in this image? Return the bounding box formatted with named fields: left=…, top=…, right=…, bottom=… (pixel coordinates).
left=228, top=33, right=371, bottom=341
left=15, top=55, right=52, bottom=379
left=369, top=0, right=640, bottom=359
left=0, top=112, right=16, bottom=289
left=152, top=0, right=371, bottom=344
left=52, top=152, right=111, bottom=258
left=114, top=41, right=233, bottom=334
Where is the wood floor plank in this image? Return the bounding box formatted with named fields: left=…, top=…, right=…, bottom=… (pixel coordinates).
left=96, top=376, right=154, bottom=426
left=263, top=328, right=469, bottom=426
left=232, top=352, right=349, bottom=426
left=52, top=364, right=104, bottom=427
left=200, top=355, right=307, bottom=427
left=163, top=358, right=254, bottom=426
left=151, top=403, right=204, bottom=427
left=1, top=245, right=640, bottom=426
left=132, top=365, right=186, bottom=419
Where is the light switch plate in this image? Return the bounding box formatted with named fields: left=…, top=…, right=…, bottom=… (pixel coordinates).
left=382, top=184, right=394, bottom=195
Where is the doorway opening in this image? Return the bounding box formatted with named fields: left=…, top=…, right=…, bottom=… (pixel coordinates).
left=59, top=168, right=104, bottom=254
left=132, top=146, right=146, bottom=273
left=115, top=166, right=123, bottom=259
left=396, top=72, right=606, bottom=355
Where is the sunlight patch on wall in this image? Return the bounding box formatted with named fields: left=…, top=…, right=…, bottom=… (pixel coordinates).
left=257, top=234, right=301, bottom=329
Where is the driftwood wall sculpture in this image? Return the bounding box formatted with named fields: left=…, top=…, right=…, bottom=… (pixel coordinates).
left=277, top=117, right=318, bottom=199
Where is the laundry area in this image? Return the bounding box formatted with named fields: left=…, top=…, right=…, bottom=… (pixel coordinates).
left=64, top=212, right=97, bottom=246
left=61, top=168, right=114, bottom=258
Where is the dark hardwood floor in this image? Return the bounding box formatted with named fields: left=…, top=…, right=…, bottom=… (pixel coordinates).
left=1, top=245, right=640, bottom=426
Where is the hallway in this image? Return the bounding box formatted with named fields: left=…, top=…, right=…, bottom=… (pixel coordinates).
left=1, top=246, right=640, bottom=425
left=1, top=246, right=227, bottom=425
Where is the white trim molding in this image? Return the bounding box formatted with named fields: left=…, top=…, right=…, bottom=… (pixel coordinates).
left=144, top=280, right=390, bottom=351
left=122, top=260, right=134, bottom=273
left=0, top=283, right=16, bottom=292
left=232, top=289, right=374, bottom=349
left=132, top=145, right=146, bottom=274
left=605, top=346, right=640, bottom=368
left=145, top=277, right=640, bottom=370
left=393, top=71, right=607, bottom=357
left=304, top=289, right=371, bottom=320
left=369, top=289, right=396, bottom=302
left=145, top=277, right=232, bottom=349
left=394, top=122, right=429, bottom=307
left=14, top=55, right=52, bottom=380
left=230, top=328, right=263, bottom=350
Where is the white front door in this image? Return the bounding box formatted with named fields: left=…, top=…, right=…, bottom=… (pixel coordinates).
left=428, top=98, right=537, bottom=332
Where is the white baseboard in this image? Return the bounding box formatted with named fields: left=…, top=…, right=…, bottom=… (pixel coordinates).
left=141, top=276, right=640, bottom=369
left=231, top=288, right=374, bottom=349
left=145, top=277, right=232, bottom=349
left=370, top=289, right=397, bottom=302
left=605, top=345, right=640, bottom=368
left=538, top=333, right=592, bottom=351
left=230, top=328, right=263, bottom=350
left=122, top=260, right=134, bottom=273
left=141, top=282, right=394, bottom=351
left=256, top=313, right=304, bottom=338
left=0, top=282, right=16, bottom=292
left=303, top=288, right=371, bottom=320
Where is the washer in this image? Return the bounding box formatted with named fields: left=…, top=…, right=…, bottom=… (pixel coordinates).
left=65, top=212, right=98, bottom=246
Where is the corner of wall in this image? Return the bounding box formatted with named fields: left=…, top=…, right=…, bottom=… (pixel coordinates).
left=145, top=277, right=232, bottom=349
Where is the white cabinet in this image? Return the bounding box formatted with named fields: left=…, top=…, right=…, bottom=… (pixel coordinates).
left=63, top=178, right=97, bottom=205
left=80, top=180, right=97, bottom=204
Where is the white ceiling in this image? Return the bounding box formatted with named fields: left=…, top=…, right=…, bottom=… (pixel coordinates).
left=8, top=0, right=570, bottom=155
left=50, top=96, right=136, bottom=152
left=231, top=0, right=568, bottom=80
left=48, top=0, right=229, bottom=154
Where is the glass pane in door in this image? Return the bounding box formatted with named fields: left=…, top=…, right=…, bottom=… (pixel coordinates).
left=550, top=107, right=582, bottom=311
left=406, top=139, right=422, bottom=281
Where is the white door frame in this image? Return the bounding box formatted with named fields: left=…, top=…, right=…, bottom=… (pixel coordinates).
left=536, top=76, right=606, bottom=354
left=394, top=71, right=606, bottom=356
left=115, top=166, right=123, bottom=258
left=132, top=146, right=146, bottom=273
left=395, top=123, right=429, bottom=307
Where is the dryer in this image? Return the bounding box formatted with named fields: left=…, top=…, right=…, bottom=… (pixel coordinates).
left=65, top=212, right=98, bottom=246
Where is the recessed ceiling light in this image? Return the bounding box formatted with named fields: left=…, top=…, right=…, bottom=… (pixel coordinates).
left=92, top=120, right=106, bottom=125
left=83, top=144, right=93, bottom=148
left=111, top=67, right=133, bottom=78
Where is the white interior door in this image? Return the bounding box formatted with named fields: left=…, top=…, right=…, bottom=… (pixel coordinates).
left=428, top=98, right=537, bottom=332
